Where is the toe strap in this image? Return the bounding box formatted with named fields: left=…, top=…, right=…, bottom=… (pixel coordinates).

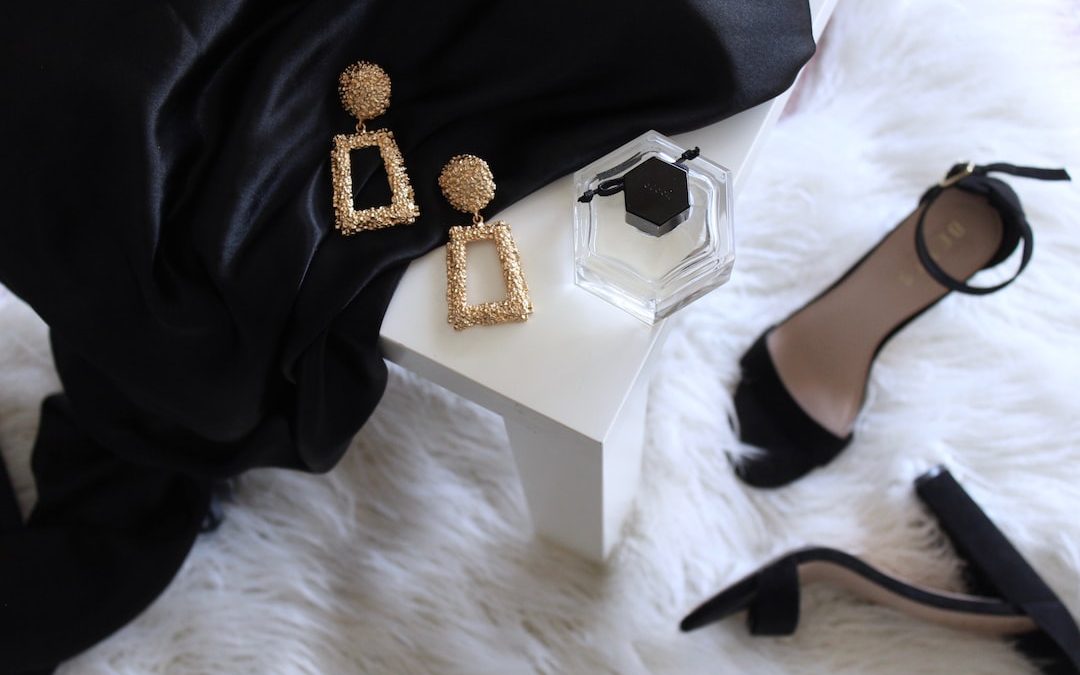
left=734, top=333, right=852, bottom=487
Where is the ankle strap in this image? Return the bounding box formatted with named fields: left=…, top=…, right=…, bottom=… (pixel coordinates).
left=916, top=162, right=1071, bottom=296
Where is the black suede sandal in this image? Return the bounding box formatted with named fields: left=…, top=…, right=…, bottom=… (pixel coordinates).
left=732, top=163, right=1071, bottom=488
left=681, top=467, right=1080, bottom=674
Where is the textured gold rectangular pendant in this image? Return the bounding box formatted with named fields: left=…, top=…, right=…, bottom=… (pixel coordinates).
left=446, top=221, right=533, bottom=331
left=330, top=129, right=419, bottom=234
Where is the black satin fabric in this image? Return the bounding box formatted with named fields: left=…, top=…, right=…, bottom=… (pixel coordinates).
left=0, top=1, right=814, bottom=671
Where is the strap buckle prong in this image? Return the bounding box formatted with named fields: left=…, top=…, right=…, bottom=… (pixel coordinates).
left=940, top=161, right=975, bottom=188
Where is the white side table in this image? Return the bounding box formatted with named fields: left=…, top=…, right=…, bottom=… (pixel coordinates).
left=381, top=0, right=836, bottom=561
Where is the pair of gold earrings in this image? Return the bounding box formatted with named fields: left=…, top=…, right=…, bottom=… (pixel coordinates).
left=330, top=61, right=532, bottom=331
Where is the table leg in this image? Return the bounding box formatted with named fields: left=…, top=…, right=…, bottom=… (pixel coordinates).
left=503, top=375, right=648, bottom=561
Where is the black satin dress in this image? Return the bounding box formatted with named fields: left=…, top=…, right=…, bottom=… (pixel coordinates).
left=0, top=1, right=814, bottom=671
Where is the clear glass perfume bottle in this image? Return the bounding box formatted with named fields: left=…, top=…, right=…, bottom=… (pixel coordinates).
left=573, top=130, right=734, bottom=324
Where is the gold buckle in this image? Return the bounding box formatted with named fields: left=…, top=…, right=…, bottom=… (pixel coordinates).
left=940, top=162, right=975, bottom=188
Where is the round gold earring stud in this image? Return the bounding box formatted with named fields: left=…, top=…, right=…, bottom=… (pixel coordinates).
left=338, top=61, right=392, bottom=126
left=438, top=154, right=496, bottom=221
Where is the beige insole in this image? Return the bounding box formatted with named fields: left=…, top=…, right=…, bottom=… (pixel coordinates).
left=799, top=560, right=1036, bottom=635
left=768, top=189, right=1004, bottom=436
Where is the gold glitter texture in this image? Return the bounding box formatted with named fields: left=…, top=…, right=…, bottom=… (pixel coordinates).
left=331, top=129, right=419, bottom=234
left=438, top=154, right=496, bottom=216
left=445, top=221, right=532, bottom=331
left=330, top=61, right=419, bottom=234
left=338, top=61, right=391, bottom=121
left=439, top=155, right=533, bottom=331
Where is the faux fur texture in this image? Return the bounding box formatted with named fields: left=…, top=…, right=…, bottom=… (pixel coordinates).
left=2, top=0, right=1080, bottom=672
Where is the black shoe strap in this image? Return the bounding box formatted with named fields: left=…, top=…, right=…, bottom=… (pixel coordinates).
left=916, top=467, right=1080, bottom=672
left=915, top=162, right=1070, bottom=296
left=747, top=555, right=801, bottom=636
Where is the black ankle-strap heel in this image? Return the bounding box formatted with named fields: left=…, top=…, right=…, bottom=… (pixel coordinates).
left=732, top=163, right=1071, bottom=488
left=682, top=467, right=1080, bottom=674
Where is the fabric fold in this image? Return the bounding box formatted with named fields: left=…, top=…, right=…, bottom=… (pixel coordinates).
left=0, top=1, right=815, bottom=670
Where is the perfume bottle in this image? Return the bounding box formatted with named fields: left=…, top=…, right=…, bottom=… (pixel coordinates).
left=573, top=130, right=734, bottom=324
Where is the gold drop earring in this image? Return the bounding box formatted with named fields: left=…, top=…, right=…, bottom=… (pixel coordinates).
left=439, top=155, right=533, bottom=331
left=330, top=61, right=420, bottom=234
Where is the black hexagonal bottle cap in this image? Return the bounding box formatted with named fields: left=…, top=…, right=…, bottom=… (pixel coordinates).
left=621, top=156, right=691, bottom=237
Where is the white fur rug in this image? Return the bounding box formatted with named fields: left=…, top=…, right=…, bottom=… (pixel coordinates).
left=3, top=1, right=1080, bottom=672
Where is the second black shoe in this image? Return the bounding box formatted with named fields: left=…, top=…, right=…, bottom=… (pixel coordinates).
left=681, top=467, right=1080, bottom=674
